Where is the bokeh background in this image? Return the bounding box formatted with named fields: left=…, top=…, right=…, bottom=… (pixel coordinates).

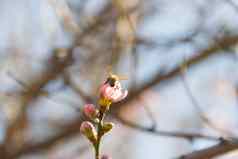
left=0, top=0, right=238, bottom=159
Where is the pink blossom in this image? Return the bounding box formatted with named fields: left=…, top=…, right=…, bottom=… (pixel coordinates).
left=99, top=81, right=128, bottom=103
left=83, top=104, right=98, bottom=119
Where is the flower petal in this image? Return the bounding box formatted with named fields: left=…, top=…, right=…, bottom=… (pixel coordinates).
left=112, top=90, right=128, bottom=102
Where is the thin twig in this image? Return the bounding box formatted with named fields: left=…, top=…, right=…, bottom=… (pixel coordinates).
left=180, top=60, right=236, bottom=137
left=139, top=97, right=157, bottom=130
left=115, top=112, right=219, bottom=141
left=226, top=0, right=238, bottom=12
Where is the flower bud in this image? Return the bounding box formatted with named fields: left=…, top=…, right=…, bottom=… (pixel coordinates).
left=102, top=122, right=114, bottom=134
left=83, top=104, right=98, bottom=119
left=101, top=154, right=112, bottom=159
left=80, top=121, right=97, bottom=144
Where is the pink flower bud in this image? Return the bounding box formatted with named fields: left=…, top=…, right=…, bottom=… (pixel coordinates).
left=101, top=155, right=112, bottom=159
left=80, top=121, right=97, bottom=143
left=80, top=121, right=95, bottom=135
left=83, top=104, right=98, bottom=119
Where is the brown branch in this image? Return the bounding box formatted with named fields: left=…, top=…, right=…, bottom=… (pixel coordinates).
left=115, top=113, right=219, bottom=141
left=177, top=139, right=238, bottom=159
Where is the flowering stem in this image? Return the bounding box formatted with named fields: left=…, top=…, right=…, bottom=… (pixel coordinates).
left=94, top=108, right=106, bottom=159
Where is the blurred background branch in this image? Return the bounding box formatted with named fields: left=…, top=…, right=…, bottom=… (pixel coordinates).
left=0, top=0, right=238, bottom=159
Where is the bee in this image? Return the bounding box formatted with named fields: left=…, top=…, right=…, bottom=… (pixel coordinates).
left=104, top=71, right=127, bottom=87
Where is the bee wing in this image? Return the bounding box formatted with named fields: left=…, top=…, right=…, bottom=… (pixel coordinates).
left=117, top=75, right=128, bottom=80
left=106, top=65, right=128, bottom=80
left=105, top=66, right=114, bottom=78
